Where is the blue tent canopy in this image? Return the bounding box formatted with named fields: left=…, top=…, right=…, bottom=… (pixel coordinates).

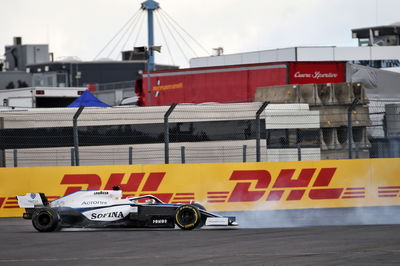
left=67, top=90, right=110, bottom=107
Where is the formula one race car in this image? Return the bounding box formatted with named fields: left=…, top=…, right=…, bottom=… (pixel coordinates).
left=17, top=188, right=237, bottom=232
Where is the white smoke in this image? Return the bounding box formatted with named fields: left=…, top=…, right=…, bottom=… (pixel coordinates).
left=220, top=182, right=400, bottom=228
left=222, top=206, right=400, bottom=229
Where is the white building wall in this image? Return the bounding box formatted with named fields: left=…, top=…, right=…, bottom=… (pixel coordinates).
left=274, top=48, right=297, bottom=62
left=242, top=52, right=260, bottom=64
left=296, top=47, right=335, bottom=61
left=190, top=46, right=400, bottom=67
left=334, top=47, right=370, bottom=61
left=370, top=46, right=400, bottom=60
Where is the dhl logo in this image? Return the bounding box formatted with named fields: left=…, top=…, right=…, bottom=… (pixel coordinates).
left=1, top=168, right=399, bottom=210
left=210, top=168, right=367, bottom=203
left=59, top=172, right=194, bottom=204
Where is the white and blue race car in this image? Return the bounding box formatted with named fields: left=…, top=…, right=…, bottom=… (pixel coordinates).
left=17, top=188, right=237, bottom=232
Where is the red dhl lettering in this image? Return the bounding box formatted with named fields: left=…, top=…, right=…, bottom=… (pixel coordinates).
left=59, top=169, right=364, bottom=204
left=60, top=172, right=174, bottom=203
left=60, top=172, right=166, bottom=196
left=227, top=168, right=345, bottom=202
left=229, top=170, right=270, bottom=202
left=57, top=170, right=183, bottom=203
left=3, top=167, right=400, bottom=211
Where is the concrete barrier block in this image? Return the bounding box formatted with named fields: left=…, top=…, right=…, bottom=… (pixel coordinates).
left=255, top=85, right=299, bottom=104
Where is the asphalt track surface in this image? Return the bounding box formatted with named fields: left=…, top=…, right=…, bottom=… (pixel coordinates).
left=0, top=218, right=400, bottom=265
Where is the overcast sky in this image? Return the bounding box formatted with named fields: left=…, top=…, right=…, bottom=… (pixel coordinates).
left=2, top=0, right=400, bottom=67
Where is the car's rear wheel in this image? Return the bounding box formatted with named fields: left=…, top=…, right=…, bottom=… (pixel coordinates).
left=32, top=208, right=60, bottom=232
left=175, top=205, right=201, bottom=230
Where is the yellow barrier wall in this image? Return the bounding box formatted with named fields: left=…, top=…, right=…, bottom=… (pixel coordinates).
left=1, top=158, right=400, bottom=217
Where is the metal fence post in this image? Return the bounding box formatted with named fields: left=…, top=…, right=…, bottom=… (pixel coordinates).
left=348, top=98, right=359, bottom=159
left=0, top=150, right=4, bottom=167
left=256, top=102, right=269, bottom=162
left=0, top=117, right=5, bottom=167
left=265, top=135, right=269, bottom=162
left=297, top=143, right=302, bottom=161
left=243, top=145, right=247, bottom=162
left=129, top=146, right=133, bottom=165
left=355, top=143, right=360, bottom=159
left=164, top=103, right=178, bottom=164
left=383, top=114, right=388, bottom=138
left=73, top=106, right=85, bottom=166
left=181, top=146, right=185, bottom=164
left=297, top=129, right=302, bottom=161
left=70, top=148, right=75, bottom=166
left=13, top=149, right=17, bottom=167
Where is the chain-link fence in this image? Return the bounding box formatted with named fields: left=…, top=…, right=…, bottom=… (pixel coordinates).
left=0, top=98, right=399, bottom=167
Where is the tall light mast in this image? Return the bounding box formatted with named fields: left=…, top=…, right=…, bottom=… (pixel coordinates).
left=141, top=0, right=160, bottom=71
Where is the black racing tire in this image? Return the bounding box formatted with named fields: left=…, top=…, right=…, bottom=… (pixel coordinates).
left=190, top=203, right=206, bottom=228
left=175, top=205, right=201, bottom=230
left=32, top=208, right=60, bottom=232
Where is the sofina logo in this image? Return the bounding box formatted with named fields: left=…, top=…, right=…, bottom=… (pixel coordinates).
left=83, top=205, right=131, bottom=221
left=91, top=212, right=124, bottom=219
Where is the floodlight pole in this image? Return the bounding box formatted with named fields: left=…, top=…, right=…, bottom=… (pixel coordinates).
left=141, top=0, right=160, bottom=72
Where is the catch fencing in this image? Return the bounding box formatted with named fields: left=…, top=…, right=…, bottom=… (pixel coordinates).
left=0, top=100, right=399, bottom=167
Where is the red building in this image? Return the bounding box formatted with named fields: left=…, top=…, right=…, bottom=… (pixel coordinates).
left=136, top=61, right=346, bottom=106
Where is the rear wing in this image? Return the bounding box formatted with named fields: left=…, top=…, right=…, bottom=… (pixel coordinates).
left=16, top=193, right=49, bottom=208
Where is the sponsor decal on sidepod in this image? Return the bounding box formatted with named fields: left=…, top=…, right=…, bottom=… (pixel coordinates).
left=82, top=205, right=132, bottom=221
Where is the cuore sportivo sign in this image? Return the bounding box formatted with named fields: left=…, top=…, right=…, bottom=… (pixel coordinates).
left=289, top=62, right=346, bottom=84
left=1, top=158, right=399, bottom=217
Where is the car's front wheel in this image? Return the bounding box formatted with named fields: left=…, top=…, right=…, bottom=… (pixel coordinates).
left=175, top=205, right=201, bottom=230
left=32, top=208, right=60, bottom=232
